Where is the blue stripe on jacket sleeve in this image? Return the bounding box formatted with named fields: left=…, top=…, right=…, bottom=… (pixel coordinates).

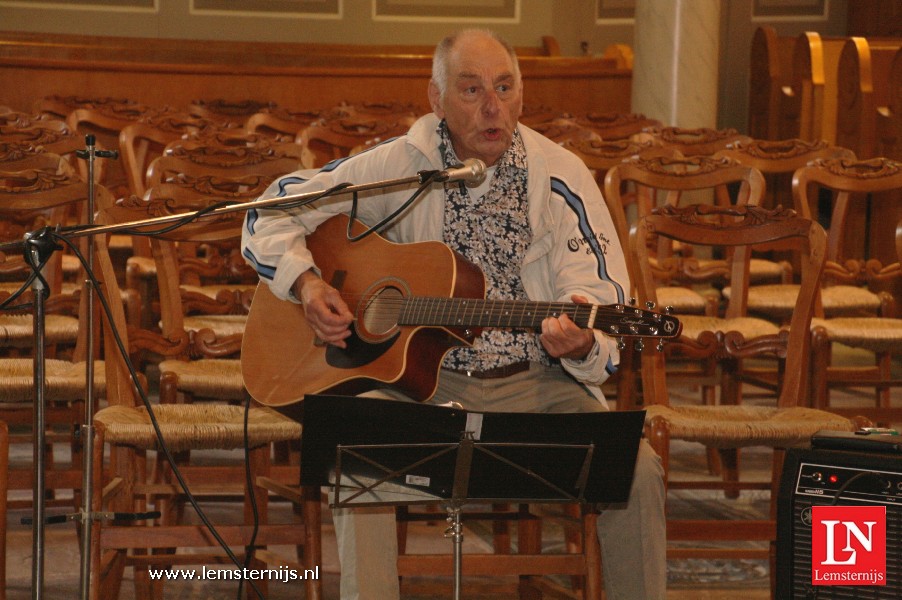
left=243, top=247, right=276, bottom=281
left=550, top=177, right=625, bottom=304
left=244, top=171, right=318, bottom=280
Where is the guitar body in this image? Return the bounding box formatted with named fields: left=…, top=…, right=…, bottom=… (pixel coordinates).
left=241, top=214, right=486, bottom=407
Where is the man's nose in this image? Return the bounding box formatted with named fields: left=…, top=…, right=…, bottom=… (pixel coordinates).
left=482, top=91, right=501, bottom=116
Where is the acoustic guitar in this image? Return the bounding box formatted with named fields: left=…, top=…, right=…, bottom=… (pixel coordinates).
left=241, top=214, right=681, bottom=407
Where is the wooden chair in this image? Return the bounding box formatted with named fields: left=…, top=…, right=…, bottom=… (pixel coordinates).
left=88, top=188, right=322, bottom=600
left=572, top=111, right=661, bottom=141
left=789, top=158, right=902, bottom=423
left=245, top=106, right=336, bottom=141
left=129, top=136, right=299, bottom=332
left=65, top=100, right=165, bottom=197
left=118, top=111, right=224, bottom=198
left=604, top=154, right=767, bottom=317
left=0, top=171, right=121, bottom=522
left=145, top=133, right=302, bottom=189
left=715, top=138, right=858, bottom=323
left=742, top=156, right=900, bottom=333
left=631, top=204, right=867, bottom=586
left=527, top=117, right=601, bottom=145
left=297, top=115, right=415, bottom=169
left=33, top=95, right=139, bottom=122
left=188, top=98, right=277, bottom=125
left=0, top=117, right=83, bottom=162
left=518, top=104, right=563, bottom=127
left=0, top=166, right=96, bottom=358
left=646, top=126, right=751, bottom=156
left=604, top=155, right=769, bottom=443
left=0, top=421, right=8, bottom=600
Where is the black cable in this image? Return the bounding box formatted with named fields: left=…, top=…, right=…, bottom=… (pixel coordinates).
left=238, top=389, right=262, bottom=600
left=829, top=471, right=888, bottom=505
left=50, top=231, right=267, bottom=599
left=346, top=171, right=439, bottom=241
left=276, top=181, right=355, bottom=210
left=1, top=230, right=58, bottom=314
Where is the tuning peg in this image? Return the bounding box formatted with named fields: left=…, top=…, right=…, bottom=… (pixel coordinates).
left=628, top=297, right=637, bottom=306
left=656, top=339, right=665, bottom=352
left=664, top=306, right=674, bottom=315
left=645, top=301, right=656, bottom=310
left=617, top=337, right=626, bottom=351
left=635, top=339, right=645, bottom=352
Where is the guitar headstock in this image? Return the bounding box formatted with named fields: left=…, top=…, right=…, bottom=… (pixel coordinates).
left=593, top=301, right=682, bottom=351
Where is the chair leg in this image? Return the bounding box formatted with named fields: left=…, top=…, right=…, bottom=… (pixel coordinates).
left=0, top=423, right=8, bottom=600
left=517, top=505, right=542, bottom=600
left=582, top=508, right=603, bottom=600
left=810, top=326, right=831, bottom=410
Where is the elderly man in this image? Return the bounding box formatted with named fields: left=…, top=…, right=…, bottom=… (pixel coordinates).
left=242, top=29, right=666, bottom=600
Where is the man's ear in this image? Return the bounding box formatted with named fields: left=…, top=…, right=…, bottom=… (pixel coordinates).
left=427, top=80, right=444, bottom=118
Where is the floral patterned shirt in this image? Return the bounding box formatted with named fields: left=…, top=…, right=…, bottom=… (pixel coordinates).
left=437, top=121, right=552, bottom=372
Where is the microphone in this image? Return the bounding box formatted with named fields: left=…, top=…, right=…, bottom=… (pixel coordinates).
left=436, top=158, right=486, bottom=185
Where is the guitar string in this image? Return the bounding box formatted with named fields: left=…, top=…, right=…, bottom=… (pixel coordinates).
left=332, top=292, right=673, bottom=335
left=334, top=292, right=658, bottom=317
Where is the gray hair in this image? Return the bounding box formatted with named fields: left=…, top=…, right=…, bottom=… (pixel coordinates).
left=431, top=29, right=522, bottom=99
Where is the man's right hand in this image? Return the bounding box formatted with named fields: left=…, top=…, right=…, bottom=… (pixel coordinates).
left=294, top=270, right=354, bottom=349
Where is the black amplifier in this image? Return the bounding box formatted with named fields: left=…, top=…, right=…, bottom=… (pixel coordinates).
left=776, top=439, right=902, bottom=599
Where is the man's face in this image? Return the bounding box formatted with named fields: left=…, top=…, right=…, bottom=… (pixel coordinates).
left=429, top=33, right=523, bottom=167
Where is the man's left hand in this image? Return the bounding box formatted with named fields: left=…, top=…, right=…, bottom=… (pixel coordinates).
left=539, top=294, right=596, bottom=360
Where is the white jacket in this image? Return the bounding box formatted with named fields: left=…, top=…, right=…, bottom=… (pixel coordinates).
left=241, top=114, right=630, bottom=403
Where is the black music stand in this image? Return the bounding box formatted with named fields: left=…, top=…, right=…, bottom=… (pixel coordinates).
left=299, top=394, right=645, bottom=599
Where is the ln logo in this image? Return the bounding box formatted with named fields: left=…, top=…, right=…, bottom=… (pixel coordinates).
left=811, top=506, right=887, bottom=586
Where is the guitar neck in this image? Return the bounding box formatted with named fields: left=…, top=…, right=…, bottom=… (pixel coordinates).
left=395, top=296, right=681, bottom=340
left=399, top=297, right=598, bottom=330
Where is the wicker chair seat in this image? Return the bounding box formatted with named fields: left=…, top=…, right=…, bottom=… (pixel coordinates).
left=181, top=283, right=256, bottom=300
left=654, top=286, right=710, bottom=314
left=644, top=404, right=856, bottom=448
left=158, top=357, right=244, bottom=400
left=724, top=283, right=881, bottom=319
left=676, top=315, right=780, bottom=341
left=811, top=317, right=902, bottom=353
left=691, top=257, right=787, bottom=284
left=125, top=255, right=155, bottom=278
left=0, top=314, right=79, bottom=346
left=94, top=403, right=301, bottom=452
left=182, top=314, right=246, bottom=337
left=0, top=358, right=105, bottom=402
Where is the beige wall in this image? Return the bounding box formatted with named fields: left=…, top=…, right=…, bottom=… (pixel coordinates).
left=0, top=0, right=632, bottom=53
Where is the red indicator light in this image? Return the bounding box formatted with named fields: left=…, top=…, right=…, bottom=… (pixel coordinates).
left=828, top=474, right=839, bottom=484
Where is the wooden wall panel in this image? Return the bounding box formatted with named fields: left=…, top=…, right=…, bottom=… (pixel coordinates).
left=0, top=32, right=631, bottom=116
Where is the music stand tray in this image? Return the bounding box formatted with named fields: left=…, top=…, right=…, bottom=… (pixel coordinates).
left=300, top=394, right=644, bottom=506
left=298, top=394, right=646, bottom=597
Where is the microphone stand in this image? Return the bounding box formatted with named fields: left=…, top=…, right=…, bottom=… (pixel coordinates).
left=0, top=165, right=449, bottom=600
left=74, top=135, right=117, bottom=600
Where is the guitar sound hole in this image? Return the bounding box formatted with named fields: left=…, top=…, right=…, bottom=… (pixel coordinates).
left=357, top=284, right=404, bottom=343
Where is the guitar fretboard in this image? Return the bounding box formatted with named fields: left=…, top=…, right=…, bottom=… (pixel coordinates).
left=398, top=297, right=598, bottom=330
left=392, top=296, right=681, bottom=339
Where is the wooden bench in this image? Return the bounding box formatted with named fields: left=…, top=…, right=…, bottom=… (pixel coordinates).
left=876, top=48, right=902, bottom=161
left=748, top=26, right=796, bottom=140
left=0, top=31, right=630, bottom=119
left=835, top=38, right=902, bottom=159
